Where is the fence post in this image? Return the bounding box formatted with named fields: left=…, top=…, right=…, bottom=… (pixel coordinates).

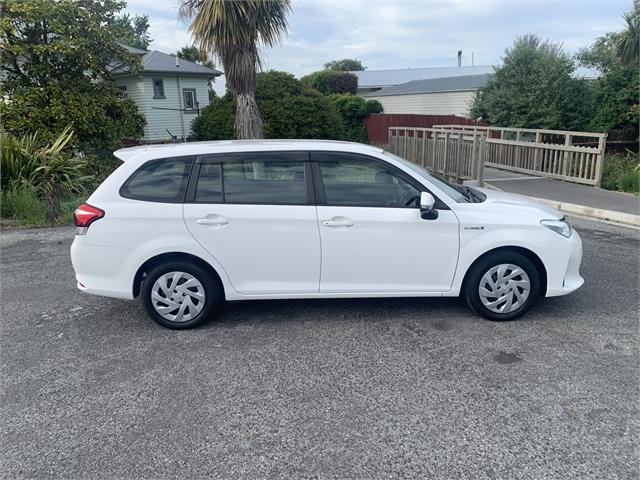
left=455, top=132, right=463, bottom=182
left=442, top=131, right=449, bottom=178
left=431, top=129, right=437, bottom=170
left=594, top=134, right=607, bottom=187
left=562, top=134, right=572, bottom=177
left=535, top=131, right=542, bottom=171
left=471, top=133, right=479, bottom=181
left=478, top=135, right=486, bottom=185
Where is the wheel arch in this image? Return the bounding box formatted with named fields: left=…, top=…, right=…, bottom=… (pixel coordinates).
left=460, top=246, right=548, bottom=296
left=133, top=251, right=225, bottom=299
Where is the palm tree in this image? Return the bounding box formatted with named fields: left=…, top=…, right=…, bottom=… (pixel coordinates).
left=180, top=0, right=291, bottom=139
left=616, top=0, right=639, bottom=66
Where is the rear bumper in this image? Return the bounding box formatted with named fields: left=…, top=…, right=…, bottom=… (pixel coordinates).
left=545, top=230, right=584, bottom=297
left=71, top=236, right=135, bottom=300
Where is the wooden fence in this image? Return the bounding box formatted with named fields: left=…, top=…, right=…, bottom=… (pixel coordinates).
left=365, top=114, right=484, bottom=145
left=433, top=125, right=607, bottom=186
left=388, top=127, right=485, bottom=184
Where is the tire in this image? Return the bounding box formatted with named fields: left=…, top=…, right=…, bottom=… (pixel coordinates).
left=463, top=251, right=540, bottom=321
left=141, top=260, right=222, bottom=329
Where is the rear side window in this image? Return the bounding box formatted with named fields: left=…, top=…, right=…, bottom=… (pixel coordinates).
left=120, top=157, right=193, bottom=203
left=195, top=152, right=308, bottom=205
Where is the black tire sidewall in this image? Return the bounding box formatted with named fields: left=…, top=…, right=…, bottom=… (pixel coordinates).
left=141, top=261, right=220, bottom=329
left=464, top=252, right=540, bottom=321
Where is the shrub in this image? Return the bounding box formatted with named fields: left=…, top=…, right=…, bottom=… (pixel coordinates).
left=329, top=94, right=383, bottom=143
left=300, top=70, right=358, bottom=95
left=192, top=71, right=344, bottom=140
left=601, top=151, right=640, bottom=194
left=1, top=127, right=89, bottom=222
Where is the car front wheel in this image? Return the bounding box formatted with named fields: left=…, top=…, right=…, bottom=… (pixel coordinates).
left=463, top=252, right=540, bottom=321
left=141, top=261, right=222, bottom=329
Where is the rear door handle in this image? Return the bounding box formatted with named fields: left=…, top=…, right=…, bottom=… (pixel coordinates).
left=196, top=215, right=229, bottom=226
left=322, top=217, right=354, bottom=228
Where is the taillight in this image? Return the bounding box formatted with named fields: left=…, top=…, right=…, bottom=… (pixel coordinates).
left=74, top=203, right=104, bottom=234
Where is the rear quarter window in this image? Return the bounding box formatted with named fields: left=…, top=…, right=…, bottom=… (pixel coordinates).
left=120, top=156, right=193, bottom=203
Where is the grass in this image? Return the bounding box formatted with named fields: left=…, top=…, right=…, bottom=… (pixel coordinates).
left=1, top=187, right=87, bottom=227
left=601, top=151, right=640, bottom=195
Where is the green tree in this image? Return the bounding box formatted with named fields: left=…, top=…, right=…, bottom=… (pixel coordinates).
left=329, top=94, right=382, bottom=143
left=300, top=70, right=358, bottom=95
left=577, top=7, right=640, bottom=131
left=0, top=0, right=146, bottom=150
left=324, top=58, right=366, bottom=71
left=110, top=12, right=152, bottom=50
left=470, top=35, right=585, bottom=129
left=176, top=45, right=215, bottom=69
left=192, top=71, right=343, bottom=140
left=181, top=0, right=292, bottom=139
left=616, top=0, right=640, bottom=66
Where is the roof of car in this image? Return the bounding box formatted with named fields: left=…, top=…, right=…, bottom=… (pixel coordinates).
left=114, top=140, right=384, bottom=162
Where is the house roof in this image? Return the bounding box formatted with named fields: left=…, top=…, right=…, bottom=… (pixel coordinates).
left=363, top=73, right=491, bottom=97
left=111, top=49, right=222, bottom=76
left=352, top=65, right=494, bottom=88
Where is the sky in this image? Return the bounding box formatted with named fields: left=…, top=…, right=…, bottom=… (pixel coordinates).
left=125, top=0, right=632, bottom=95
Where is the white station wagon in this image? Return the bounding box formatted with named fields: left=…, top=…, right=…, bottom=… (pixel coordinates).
left=71, top=140, right=583, bottom=329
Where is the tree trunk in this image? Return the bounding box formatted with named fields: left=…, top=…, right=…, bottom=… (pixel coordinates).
left=45, top=184, right=62, bottom=224
left=235, top=92, right=264, bottom=139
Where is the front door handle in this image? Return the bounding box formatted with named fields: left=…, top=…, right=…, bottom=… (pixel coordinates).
left=196, top=215, right=229, bottom=226
left=322, top=217, right=354, bottom=228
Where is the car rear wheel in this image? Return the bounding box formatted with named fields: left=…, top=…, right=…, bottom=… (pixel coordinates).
left=141, top=261, right=222, bottom=329
left=463, top=252, right=540, bottom=321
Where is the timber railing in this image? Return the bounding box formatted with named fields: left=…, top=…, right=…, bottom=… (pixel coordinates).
left=433, top=125, right=607, bottom=186
left=388, top=127, right=485, bottom=184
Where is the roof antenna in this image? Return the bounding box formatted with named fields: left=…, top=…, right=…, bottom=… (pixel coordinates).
left=457, top=50, right=462, bottom=67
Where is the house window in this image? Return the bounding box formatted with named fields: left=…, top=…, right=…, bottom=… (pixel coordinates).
left=183, top=88, right=197, bottom=112
left=117, top=86, right=128, bottom=99
left=152, top=78, right=165, bottom=99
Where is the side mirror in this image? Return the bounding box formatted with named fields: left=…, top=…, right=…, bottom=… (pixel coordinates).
left=420, top=192, right=438, bottom=220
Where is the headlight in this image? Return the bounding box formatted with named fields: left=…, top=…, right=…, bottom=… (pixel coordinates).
left=541, top=217, right=572, bottom=238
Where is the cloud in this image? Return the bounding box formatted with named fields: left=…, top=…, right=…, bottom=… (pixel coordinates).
left=125, top=0, right=630, bottom=96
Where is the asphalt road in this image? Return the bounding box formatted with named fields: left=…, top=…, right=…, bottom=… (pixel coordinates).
left=1, top=218, right=638, bottom=480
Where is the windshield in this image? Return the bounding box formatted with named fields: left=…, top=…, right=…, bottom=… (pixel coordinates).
left=383, top=151, right=469, bottom=203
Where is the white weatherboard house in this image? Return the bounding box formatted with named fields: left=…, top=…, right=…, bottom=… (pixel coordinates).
left=362, top=73, right=491, bottom=117
left=111, top=46, right=222, bottom=142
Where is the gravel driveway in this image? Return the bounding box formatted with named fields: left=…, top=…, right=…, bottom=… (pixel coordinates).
left=1, top=217, right=638, bottom=479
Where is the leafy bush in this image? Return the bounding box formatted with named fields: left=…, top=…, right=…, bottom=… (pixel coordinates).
left=1, top=128, right=89, bottom=222
left=300, top=70, right=358, bottom=95
left=601, top=151, right=640, bottom=194
left=192, top=71, right=344, bottom=140
left=329, top=94, right=383, bottom=143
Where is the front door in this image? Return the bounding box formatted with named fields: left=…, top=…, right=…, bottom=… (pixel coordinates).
left=183, top=152, right=320, bottom=294
left=312, top=152, right=460, bottom=293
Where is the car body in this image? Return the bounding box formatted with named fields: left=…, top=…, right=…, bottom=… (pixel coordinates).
left=70, top=140, right=583, bottom=328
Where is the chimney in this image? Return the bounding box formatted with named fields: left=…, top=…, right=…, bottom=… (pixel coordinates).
left=176, top=56, right=180, bottom=68
left=457, top=50, right=462, bottom=67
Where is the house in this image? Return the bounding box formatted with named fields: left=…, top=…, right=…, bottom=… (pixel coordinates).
left=351, top=65, right=494, bottom=96
left=362, top=73, right=491, bottom=117
left=110, top=46, right=223, bottom=142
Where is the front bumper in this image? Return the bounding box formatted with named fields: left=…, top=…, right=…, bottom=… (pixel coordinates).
left=545, top=229, right=584, bottom=297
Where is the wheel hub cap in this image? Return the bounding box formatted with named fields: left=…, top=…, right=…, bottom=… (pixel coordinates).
left=151, top=271, right=205, bottom=322
left=478, top=264, right=531, bottom=314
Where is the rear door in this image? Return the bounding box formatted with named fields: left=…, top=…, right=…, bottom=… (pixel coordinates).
left=312, top=151, right=460, bottom=293
left=183, top=151, right=321, bottom=295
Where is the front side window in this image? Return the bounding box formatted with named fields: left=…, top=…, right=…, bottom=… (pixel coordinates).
left=152, top=78, right=165, bottom=98
left=183, top=88, right=197, bottom=111
left=315, top=152, right=420, bottom=207
left=120, top=157, right=193, bottom=203
left=194, top=153, right=308, bottom=205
